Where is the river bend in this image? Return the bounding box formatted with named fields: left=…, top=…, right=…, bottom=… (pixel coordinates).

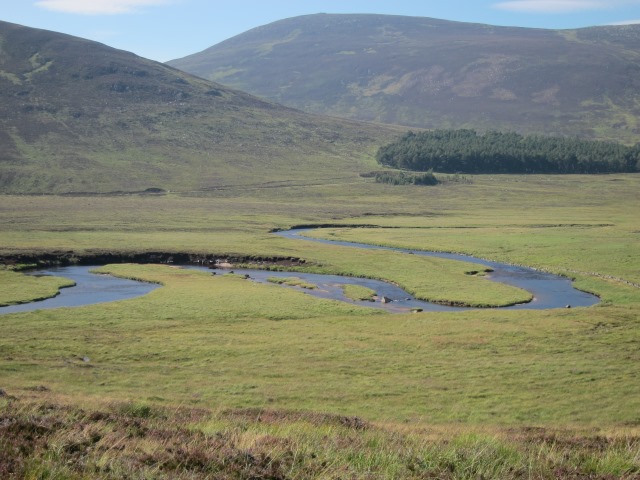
left=0, top=228, right=599, bottom=314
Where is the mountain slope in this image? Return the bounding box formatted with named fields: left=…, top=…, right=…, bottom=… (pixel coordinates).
left=0, top=20, right=398, bottom=194
left=168, top=14, right=640, bottom=144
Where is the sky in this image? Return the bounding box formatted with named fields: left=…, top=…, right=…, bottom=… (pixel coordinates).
left=2, top=0, right=640, bottom=62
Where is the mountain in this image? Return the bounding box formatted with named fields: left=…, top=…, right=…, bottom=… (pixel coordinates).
left=0, top=20, right=398, bottom=194
left=168, top=14, right=640, bottom=144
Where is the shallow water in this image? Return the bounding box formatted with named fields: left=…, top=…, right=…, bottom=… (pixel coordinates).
left=0, top=266, right=159, bottom=314
left=0, top=228, right=599, bottom=314
left=273, top=228, right=599, bottom=311
left=189, top=266, right=464, bottom=313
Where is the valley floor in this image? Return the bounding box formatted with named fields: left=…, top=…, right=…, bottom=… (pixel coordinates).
left=1, top=174, right=639, bottom=478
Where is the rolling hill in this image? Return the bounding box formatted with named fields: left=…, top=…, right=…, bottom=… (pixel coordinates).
left=0, top=20, right=399, bottom=194
left=168, top=14, right=640, bottom=144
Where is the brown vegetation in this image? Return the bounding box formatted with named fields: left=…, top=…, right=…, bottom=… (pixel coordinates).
left=1, top=393, right=638, bottom=479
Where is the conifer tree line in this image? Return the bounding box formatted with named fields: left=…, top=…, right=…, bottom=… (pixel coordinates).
left=376, top=130, right=640, bottom=174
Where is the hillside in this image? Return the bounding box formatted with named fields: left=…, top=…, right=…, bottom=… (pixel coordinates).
left=169, top=14, right=640, bottom=144
left=0, top=21, right=398, bottom=194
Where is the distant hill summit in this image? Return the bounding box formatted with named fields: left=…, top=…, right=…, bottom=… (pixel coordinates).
left=168, top=13, right=640, bottom=144
left=0, top=20, right=396, bottom=194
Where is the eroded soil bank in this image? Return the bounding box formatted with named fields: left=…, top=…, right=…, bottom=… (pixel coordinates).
left=0, top=251, right=306, bottom=270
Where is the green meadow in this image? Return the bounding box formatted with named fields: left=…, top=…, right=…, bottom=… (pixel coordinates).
left=1, top=173, right=639, bottom=478
left=0, top=269, right=75, bottom=307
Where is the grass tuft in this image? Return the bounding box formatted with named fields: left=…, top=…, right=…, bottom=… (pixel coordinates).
left=342, top=284, right=377, bottom=301
left=267, top=276, right=317, bottom=289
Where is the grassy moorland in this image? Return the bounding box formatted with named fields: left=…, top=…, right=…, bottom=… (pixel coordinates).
left=0, top=174, right=639, bottom=478
left=2, top=398, right=639, bottom=479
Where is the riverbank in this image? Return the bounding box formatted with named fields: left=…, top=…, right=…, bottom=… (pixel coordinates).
left=0, top=250, right=306, bottom=270
left=0, top=227, right=599, bottom=314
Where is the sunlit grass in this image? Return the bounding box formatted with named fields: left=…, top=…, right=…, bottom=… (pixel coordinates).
left=0, top=173, right=638, bottom=476
left=342, top=284, right=377, bottom=301
left=0, top=263, right=638, bottom=425
left=0, top=269, right=74, bottom=306
left=267, top=276, right=317, bottom=289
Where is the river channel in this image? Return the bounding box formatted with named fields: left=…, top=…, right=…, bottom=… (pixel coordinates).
left=0, top=228, right=599, bottom=314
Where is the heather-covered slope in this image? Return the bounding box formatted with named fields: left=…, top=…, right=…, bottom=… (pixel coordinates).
left=169, top=14, right=640, bottom=143
left=0, top=20, right=398, bottom=193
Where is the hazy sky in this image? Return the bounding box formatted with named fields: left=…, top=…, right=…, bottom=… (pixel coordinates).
left=3, top=0, right=640, bottom=61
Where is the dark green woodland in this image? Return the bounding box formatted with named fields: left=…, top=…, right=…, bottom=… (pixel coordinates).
left=377, top=130, right=640, bottom=174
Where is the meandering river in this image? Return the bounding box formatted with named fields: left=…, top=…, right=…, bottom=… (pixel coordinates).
left=0, top=228, right=599, bottom=314
left=274, top=228, right=600, bottom=311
